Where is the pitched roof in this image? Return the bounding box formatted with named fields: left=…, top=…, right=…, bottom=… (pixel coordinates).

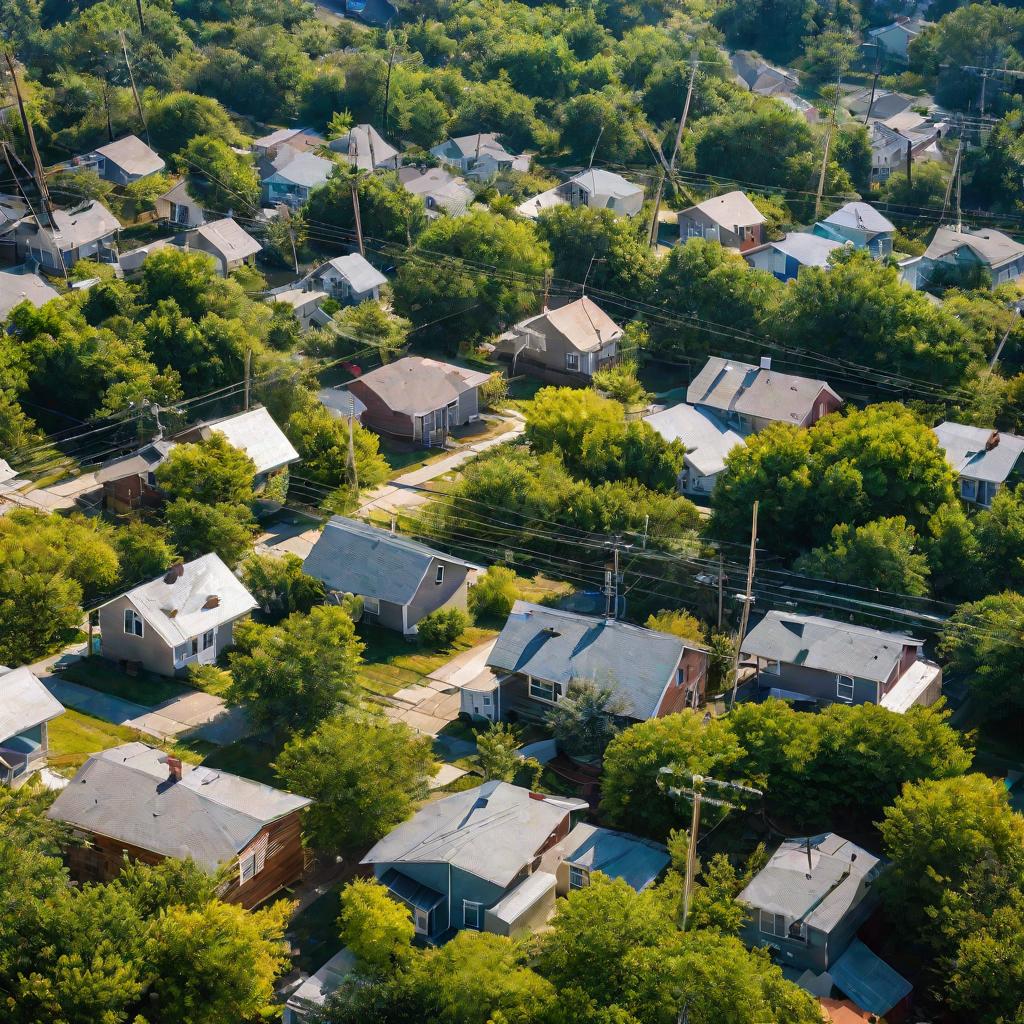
left=923, top=225, right=1024, bottom=268
left=933, top=421, right=1024, bottom=484
left=543, top=822, right=669, bottom=891
left=332, top=124, right=399, bottom=170
left=192, top=218, right=262, bottom=263
left=93, top=135, right=164, bottom=177
left=105, top=554, right=258, bottom=648
left=261, top=147, right=334, bottom=189
left=687, top=356, right=841, bottom=425
left=741, top=610, right=919, bottom=683
left=362, top=780, right=587, bottom=887
left=94, top=440, right=173, bottom=484
left=515, top=297, right=623, bottom=353
left=158, top=179, right=197, bottom=205
left=869, top=16, right=929, bottom=38
left=252, top=126, right=323, bottom=150
left=0, top=666, right=64, bottom=740
left=50, top=201, right=120, bottom=249
left=349, top=356, right=489, bottom=416
left=569, top=168, right=642, bottom=199
left=738, top=833, right=883, bottom=933
left=644, top=403, right=746, bottom=478
left=487, top=601, right=698, bottom=720
left=434, top=133, right=517, bottom=163
left=323, top=253, right=388, bottom=293
left=47, top=742, right=310, bottom=871
left=685, top=190, right=765, bottom=230
left=304, top=516, right=474, bottom=605
left=200, top=407, right=299, bottom=475
left=823, top=202, right=895, bottom=235
left=847, top=90, right=916, bottom=120
left=0, top=269, right=59, bottom=319
left=765, top=231, right=845, bottom=267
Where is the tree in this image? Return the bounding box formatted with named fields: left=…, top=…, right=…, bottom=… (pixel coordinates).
left=879, top=159, right=950, bottom=208
left=331, top=301, right=409, bottom=363
left=241, top=552, right=326, bottom=621
left=476, top=722, right=524, bottom=782
left=275, top=714, right=436, bottom=850
left=156, top=432, right=257, bottom=506
left=974, top=484, right=1024, bottom=591
left=469, top=565, right=520, bottom=618
left=526, top=386, right=624, bottom=455
left=560, top=88, right=647, bottom=164
left=148, top=91, right=241, bottom=158
left=227, top=606, right=365, bottom=734
left=305, top=169, right=427, bottom=245
left=165, top=499, right=255, bottom=567
left=180, top=134, right=260, bottom=217
left=592, top=361, right=648, bottom=405
left=925, top=501, right=982, bottom=601
left=112, top=521, right=177, bottom=586
left=546, top=681, right=627, bottom=761
left=713, top=0, right=817, bottom=61
left=417, top=607, right=470, bottom=648
left=338, top=878, right=414, bottom=975
left=646, top=609, right=705, bottom=644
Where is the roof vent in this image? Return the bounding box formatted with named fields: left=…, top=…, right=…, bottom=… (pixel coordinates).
left=164, top=563, right=185, bottom=584
left=162, top=608, right=178, bottom=618
left=986, top=430, right=1001, bottom=451
left=204, top=595, right=220, bottom=609
left=760, top=356, right=772, bottom=371
left=541, top=627, right=561, bottom=637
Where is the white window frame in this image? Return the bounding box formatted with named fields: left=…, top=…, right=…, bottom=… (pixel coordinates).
left=124, top=609, right=144, bottom=638
left=435, top=565, right=445, bottom=585
left=569, top=865, right=589, bottom=890
left=529, top=677, right=556, bottom=703
left=836, top=675, right=855, bottom=701
left=363, top=596, right=381, bottom=615
left=462, top=899, right=482, bottom=930
left=202, top=629, right=215, bottom=651
left=759, top=910, right=787, bottom=937
left=565, top=352, right=580, bottom=372
left=413, top=908, right=430, bottom=935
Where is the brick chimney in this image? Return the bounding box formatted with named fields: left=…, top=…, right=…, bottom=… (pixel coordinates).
left=203, top=594, right=220, bottom=609
left=159, top=755, right=182, bottom=782
left=164, top=563, right=185, bottom=584
left=986, top=430, right=1001, bottom=451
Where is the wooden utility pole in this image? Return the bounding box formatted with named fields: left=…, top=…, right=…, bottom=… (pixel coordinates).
left=243, top=348, right=252, bottom=411
left=347, top=391, right=359, bottom=495
left=134, top=0, right=146, bottom=32
left=669, top=51, right=699, bottom=171
left=717, top=552, right=725, bottom=630
left=648, top=170, right=666, bottom=249
left=4, top=50, right=55, bottom=227
left=728, top=500, right=758, bottom=709
left=941, top=133, right=962, bottom=223
left=905, top=139, right=912, bottom=186
left=587, top=124, right=604, bottom=170
left=118, top=30, right=150, bottom=147
left=350, top=176, right=365, bottom=256
left=863, top=42, right=881, bottom=124
left=382, top=47, right=398, bottom=133
left=814, top=80, right=842, bottom=220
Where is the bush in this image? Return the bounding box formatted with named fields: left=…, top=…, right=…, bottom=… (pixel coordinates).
left=417, top=607, right=470, bottom=648
left=469, top=565, right=520, bottom=618
left=480, top=371, right=509, bottom=410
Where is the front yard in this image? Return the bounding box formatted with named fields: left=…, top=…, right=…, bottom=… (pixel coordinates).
left=59, top=656, right=192, bottom=707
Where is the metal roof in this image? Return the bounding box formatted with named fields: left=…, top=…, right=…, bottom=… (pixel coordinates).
left=487, top=870, right=557, bottom=923
left=47, top=742, right=310, bottom=871
left=433, top=133, right=516, bottom=162
left=644, top=403, right=746, bottom=478
left=923, top=225, right=1024, bottom=267
left=303, top=516, right=474, bottom=606
left=487, top=601, right=695, bottom=720
left=193, top=218, right=262, bottom=263
left=769, top=231, right=845, bottom=267
left=545, top=823, right=669, bottom=891
left=200, top=407, right=299, bottom=475
left=104, top=553, right=258, bottom=648
left=0, top=666, right=64, bottom=741
left=741, top=610, right=919, bottom=684
left=738, top=834, right=882, bottom=934
left=362, top=781, right=586, bottom=887
left=933, top=421, right=1024, bottom=484
left=823, top=202, right=895, bottom=236
left=93, top=440, right=173, bottom=484
left=0, top=269, right=59, bottom=319
left=93, top=135, right=165, bottom=177
left=569, top=168, right=642, bottom=199
left=349, top=356, right=489, bottom=416
left=323, top=253, right=388, bottom=293
left=830, top=939, right=912, bottom=1016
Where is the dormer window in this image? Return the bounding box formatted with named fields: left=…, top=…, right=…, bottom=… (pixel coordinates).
left=435, top=565, right=445, bottom=585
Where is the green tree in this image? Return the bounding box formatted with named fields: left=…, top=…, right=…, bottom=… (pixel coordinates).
left=560, top=88, right=647, bottom=164
left=476, top=722, right=524, bottom=782
left=148, top=91, right=242, bottom=158
left=305, top=169, right=427, bottom=245
left=164, top=499, right=255, bottom=566
left=646, top=609, right=705, bottom=644
left=416, top=607, right=470, bottom=648
left=275, top=714, right=435, bottom=850
left=227, top=606, right=364, bottom=734
left=156, top=432, right=257, bottom=506
left=545, top=680, right=628, bottom=761
left=592, top=361, right=648, bottom=405
left=879, top=159, right=950, bottom=208
left=331, top=301, right=409, bottom=363
left=180, top=134, right=260, bottom=217
left=112, top=521, right=177, bottom=586
left=974, top=484, right=1024, bottom=591
left=925, top=501, right=982, bottom=601
left=469, top=565, right=520, bottom=618
left=241, top=551, right=326, bottom=621
left=338, top=878, right=414, bottom=975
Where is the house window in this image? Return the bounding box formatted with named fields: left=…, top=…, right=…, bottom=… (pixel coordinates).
left=435, top=565, right=445, bottom=585
left=836, top=675, right=855, bottom=701
left=565, top=353, right=580, bottom=372
left=763, top=659, right=781, bottom=675
left=788, top=920, right=808, bottom=943
left=202, top=629, right=215, bottom=651
left=759, top=910, right=787, bottom=937
left=569, top=865, right=589, bottom=890
left=960, top=477, right=979, bottom=502
left=677, top=664, right=688, bottom=687
left=363, top=596, right=381, bottom=615
left=123, top=609, right=144, bottom=637
left=529, top=678, right=556, bottom=703
left=462, top=900, right=482, bottom=930
left=238, top=845, right=267, bottom=883
left=482, top=696, right=491, bottom=706
left=414, top=908, right=430, bottom=935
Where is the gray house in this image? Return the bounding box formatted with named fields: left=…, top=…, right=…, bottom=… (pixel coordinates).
left=901, top=225, right=1024, bottom=290
left=678, top=191, right=766, bottom=251
left=933, top=421, right=1024, bottom=507
left=0, top=666, right=64, bottom=785
left=813, top=202, right=895, bottom=259
left=302, top=253, right=387, bottom=304
left=154, top=179, right=206, bottom=228
left=740, top=610, right=942, bottom=712
left=330, top=123, right=400, bottom=170
left=399, top=166, right=474, bottom=218
left=186, top=218, right=262, bottom=275
left=80, top=135, right=165, bottom=184
left=0, top=268, right=59, bottom=320
left=15, top=200, right=120, bottom=272
left=738, top=833, right=884, bottom=974
left=97, top=554, right=258, bottom=677
left=303, top=517, right=473, bottom=635
left=430, top=133, right=528, bottom=181
left=259, top=148, right=334, bottom=207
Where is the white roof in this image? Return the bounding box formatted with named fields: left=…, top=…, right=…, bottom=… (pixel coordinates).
left=644, top=403, right=746, bottom=478
left=0, top=269, right=59, bottom=319
left=0, top=666, right=64, bottom=740
left=92, top=135, right=165, bottom=177
left=686, top=191, right=765, bottom=230
left=878, top=659, right=941, bottom=713
left=933, top=421, right=1024, bottom=484
left=264, top=148, right=334, bottom=189
left=823, top=202, right=895, bottom=235
left=50, top=201, right=120, bottom=249
left=569, top=169, right=642, bottom=200
left=515, top=186, right=567, bottom=219
left=767, top=231, right=845, bottom=267
left=324, top=253, right=388, bottom=293
left=206, top=406, right=299, bottom=475
left=193, top=218, right=262, bottom=262
left=487, top=871, right=557, bottom=924
left=252, top=126, right=306, bottom=149
left=332, top=124, right=399, bottom=170
left=112, top=554, right=258, bottom=647
left=923, top=226, right=1024, bottom=268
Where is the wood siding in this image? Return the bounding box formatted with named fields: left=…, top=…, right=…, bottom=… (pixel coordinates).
left=656, top=647, right=711, bottom=715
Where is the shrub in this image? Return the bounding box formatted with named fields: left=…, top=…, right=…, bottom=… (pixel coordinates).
left=469, top=565, right=520, bottom=618
left=417, top=607, right=470, bottom=648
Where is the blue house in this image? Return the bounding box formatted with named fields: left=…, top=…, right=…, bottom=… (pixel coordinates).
left=744, top=232, right=845, bottom=282
left=901, top=225, right=1024, bottom=290
left=813, top=202, right=895, bottom=260
left=0, top=666, right=64, bottom=785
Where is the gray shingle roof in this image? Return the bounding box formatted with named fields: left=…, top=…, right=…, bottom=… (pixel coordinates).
left=324, top=253, right=388, bottom=293
left=741, top=610, right=919, bottom=684
left=303, top=516, right=473, bottom=606
left=569, top=168, right=643, bottom=200
left=93, top=135, right=165, bottom=177
left=685, top=190, right=765, bottom=230
left=362, top=780, right=586, bottom=887
left=768, top=231, right=845, bottom=267
left=51, top=201, right=120, bottom=249
left=193, top=218, right=262, bottom=263
left=513, top=297, right=622, bottom=354
left=738, top=833, right=882, bottom=933
left=487, top=601, right=696, bottom=719
left=644, top=403, right=746, bottom=478
left=47, top=742, right=310, bottom=871
left=349, top=356, right=490, bottom=416
left=933, top=421, right=1024, bottom=484
left=923, top=225, right=1024, bottom=267
left=94, top=440, right=173, bottom=484
left=0, top=269, right=59, bottom=319
left=544, top=822, right=669, bottom=891
left=331, top=124, right=399, bottom=170
left=823, top=202, right=895, bottom=236
left=0, top=666, right=64, bottom=741
left=261, top=148, right=334, bottom=189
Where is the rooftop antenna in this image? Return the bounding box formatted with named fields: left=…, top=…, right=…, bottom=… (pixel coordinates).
left=587, top=124, right=604, bottom=170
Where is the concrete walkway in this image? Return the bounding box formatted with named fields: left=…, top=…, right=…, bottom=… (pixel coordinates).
left=43, top=675, right=150, bottom=726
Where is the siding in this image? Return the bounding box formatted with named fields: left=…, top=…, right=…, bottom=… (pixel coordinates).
left=347, top=380, right=417, bottom=439
left=656, top=647, right=710, bottom=715
left=757, top=660, right=878, bottom=705
left=99, top=595, right=176, bottom=676
left=406, top=559, right=470, bottom=628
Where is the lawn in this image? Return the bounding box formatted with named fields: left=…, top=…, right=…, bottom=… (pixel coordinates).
left=197, top=735, right=283, bottom=787
left=60, top=657, right=192, bottom=707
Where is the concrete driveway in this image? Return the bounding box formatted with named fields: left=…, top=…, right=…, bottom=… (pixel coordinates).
left=128, top=692, right=252, bottom=744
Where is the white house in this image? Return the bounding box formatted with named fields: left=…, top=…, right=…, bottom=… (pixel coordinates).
left=430, top=133, right=529, bottom=181
left=302, top=253, right=388, bottom=305
left=330, top=124, right=400, bottom=170
left=259, top=149, right=334, bottom=207
left=644, top=403, right=746, bottom=496
left=868, top=17, right=931, bottom=61
left=516, top=169, right=644, bottom=220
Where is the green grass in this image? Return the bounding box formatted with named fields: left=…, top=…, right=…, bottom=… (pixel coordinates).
left=198, top=736, right=283, bottom=787
left=60, top=657, right=191, bottom=707
left=289, top=888, right=344, bottom=975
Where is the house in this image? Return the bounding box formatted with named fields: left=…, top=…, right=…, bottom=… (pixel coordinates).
left=259, top=148, right=334, bottom=207
left=15, top=200, right=120, bottom=272
left=47, top=742, right=310, bottom=908
left=516, top=169, right=644, bottom=220
left=362, top=780, right=589, bottom=942
left=251, top=126, right=325, bottom=158
left=0, top=268, right=59, bottom=319
left=399, top=166, right=474, bottom=218
left=283, top=948, right=357, bottom=1023
left=744, top=232, right=846, bottom=281
left=267, top=286, right=330, bottom=332
left=869, top=117, right=943, bottom=182
left=494, top=297, right=623, bottom=381
left=79, top=135, right=165, bottom=184
left=175, top=406, right=300, bottom=489
left=738, top=833, right=885, bottom=974
left=330, top=123, right=400, bottom=170
left=687, top=356, right=842, bottom=432
left=740, top=610, right=943, bottom=711
left=0, top=666, right=64, bottom=786
left=901, top=225, right=1024, bottom=290
left=154, top=179, right=206, bottom=228
left=95, top=440, right=173, bottom=514
left=97, top=554, right=258, bottom=677
left=846, top=89, right=917, bottom=123
left=778, top=94, right=819, bottom=124
left=430, top=133, right=528, bottom=181
left=643, top=403, right=746, bottom=496
left=460, top=601, right=709, bottom=723
left=186, top=217, right=262, bottom=275
left=730, top=51, right=799, bottom=96
left=346, top=355, right=489, bottom=444
left=813, top=202, right=895, bottom=259
left=304, top=516, right=474, bottom=635
left=302, top=253, right=387, bottom=304
left=117, top=237, right=178, bottom=276
left=933, top=421, right=1024, bottom=506
left=678, top=191, right=766, bottom=251
left=868, top=16, right=931, bottom=61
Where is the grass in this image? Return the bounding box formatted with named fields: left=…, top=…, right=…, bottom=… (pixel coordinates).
left=289, top=888, right=344, bottom=975
left=59, top=657, right=191, bottom=707
left=197, top=735, right=283, bottom=787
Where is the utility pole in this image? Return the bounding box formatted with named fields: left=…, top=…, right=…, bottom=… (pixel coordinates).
left=347, top=391, right=360, bottom=496
left=350, top=176, right=365, bottom=256
left=717, top=552, right=725, bottom=630
left=942, top=127, right=963, bottom=225
left=905, top=138, right=912, bottom=186
left=243, top=348, right=252, bottom=411
left=603, top=535, right=633, bottom=620
left=587, top=124, right=604, bottom=170
left=118, top=30, right=150, bottom=147
left=863, top=42, right=881, bottom=124
left=382, top=47, right=398, bottom=133
left=669, top=50, right=700, bottom=172
left=990, top=302, right=1023, bottom=370
left=4, top=50, right=55, bottom=228
left=814, top=79, right=842, bottom=220
left=134, top=0, right=146, bottom=32
left=728, top=500, right=758, bottom=710
left=648, top=170, right=666, bottom=249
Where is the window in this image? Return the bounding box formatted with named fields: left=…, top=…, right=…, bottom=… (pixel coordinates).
left=529, top=677, right=556, bottom=703
left=569, top=865, right=589, bottom=890
left=435, top=565, right=445, bottom=585
left=764, top=659, right=781, bottom=675
left=239, top=836, right=268, bottom=884
left=836, top=675, right=855, bottom=701
left=190, top=637, right=199, bottom=657
left=414, top=909, right=430, bottom=935
left=788, top=920, right=808, bottom=943
left=202, top=629, right=215, bottom=651
left=759, top=910, right=787, bottom=937
left=482, top=696, right=491, bottom=706
left=363, top=596, right=380, bottom=615
left=565, top=352, right=580, bottom=371
left=123, top=609, right=144, bottom=637
left=677, top=664, right=688, bottom=687
left=961, top=477, right=979, bottom=502
left=462, top=900, right=482, bottom=930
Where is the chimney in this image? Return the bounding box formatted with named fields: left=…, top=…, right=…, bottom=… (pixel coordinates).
left=164, top=562, right=185, bottom=584
left=160, top=754, right=182, bottom=782
left=203, top=594, right=220, bottom=609
left=986, top=430, right=1000, bottom=451
left=760, top=356, right=772, bottom=371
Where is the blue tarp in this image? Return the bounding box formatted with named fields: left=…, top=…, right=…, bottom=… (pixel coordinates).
left=831, top=938, right=912, bottom=1017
